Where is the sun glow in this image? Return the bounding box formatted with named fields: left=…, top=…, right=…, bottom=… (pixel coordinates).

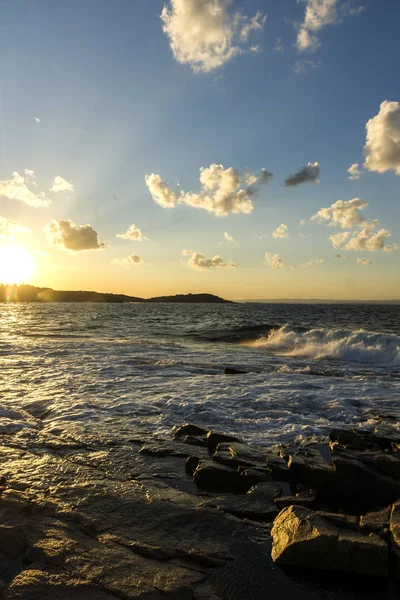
left=0, top=245, right=35, bottom=284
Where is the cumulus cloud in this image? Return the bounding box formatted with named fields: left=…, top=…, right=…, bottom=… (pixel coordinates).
left=302, top=257, right=325, bottom=268
left=311, top=198, right=369, bottom=229
left=265, top=252, right=284, bottom=269
left=34, top=117, right=40, bottom=123
left=348, top=163, right=362, bottom=180
left=272, top=223, right=288, bottom=239
left=161, top=0, right=267, bottom=73
left=293, top=59, right=321, bottom=74
left=329, top=231, right=352, bottom=248
left=223, top=231, right=234, bottom=242
left=343, top=228, right=399, bottom=253
left=145, top=164, right=272, bottom=216
left=0, top=217, right=30, bottom=239
left=0, top=171, right=51, bottom=207
left=284, top=162, right=320, bottom=187
left=45, top=219, right=105, bottom=251
left=363, top=101, right=400, bottom=175
left=50, top=176, right=74, bottom=193
left=357, top=258, right=372, bottom=266
left=111, top=253, right=143, bottom=267
left=296, top=0, right=364, bottom=52
left=116, top=224, right=148, bottom=241
left=184, top=249, right=237, bottom=270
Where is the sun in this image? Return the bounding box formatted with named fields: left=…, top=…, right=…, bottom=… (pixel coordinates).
left=0, top=245, right=35, bottom=284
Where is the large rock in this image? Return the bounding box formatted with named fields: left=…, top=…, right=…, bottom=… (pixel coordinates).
left=193, top=461, right=253, bottom=494
left=287, top=445, right=334, bottom=488
left=271, top=505, right=388, bottom=577
left=216, top=482, right=281, bottom=521
left=213, top=442, right=268, bottom=469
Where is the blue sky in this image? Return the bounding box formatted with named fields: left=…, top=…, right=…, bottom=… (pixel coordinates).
left=0, top=0, right=399, bottom=299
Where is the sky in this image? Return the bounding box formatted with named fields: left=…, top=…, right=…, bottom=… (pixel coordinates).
left=0, top=0, right=399, bottom=301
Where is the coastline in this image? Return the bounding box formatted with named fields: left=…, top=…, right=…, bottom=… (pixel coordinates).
left=0, top=417, right=399, bottom=598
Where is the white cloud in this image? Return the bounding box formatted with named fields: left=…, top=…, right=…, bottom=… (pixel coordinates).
left=45, top=219, right=105, bottom=251
left=50, top=176, right=74, bottom=193
left=145, top=164, right=272, bottom=216
left=265, top=252, right=284, bottom=269
left=116, top=224, right=148, bottom=241
left=310, top=198, right=369, bottom=229
left=111, top=253, right=143, bottom=267
left=24, top=169, right=35, bottom=179
left=357, top=258, right=372, bottom=266
left=329, top=231, right=352, bottom=248
left=0, top=216, right=30, bottom=239
left=347, top=162, right=362, bottom=180
left=274, top=37, right=284, bottom=52
left=293, top=59, right=321, bottom=74
left=343, top=228, right=399, bottom=253
left=296, top=0, right=364, bottom=52
left=34, top=117, right=41, bottom=123
left=301, top=257, right=325, bottom=268
left=272, top=223, right=288, bottom=239
left=184, top=249, right=237, bottom=270
left=223, top=231, right=234, bottom=242
left=161, top=0, right=267, bottom=73
left=0, top=171, right=51, bottom=207
left=284, top=162, right=320, bottom=186
left=363, top=101, right=400, bottom=175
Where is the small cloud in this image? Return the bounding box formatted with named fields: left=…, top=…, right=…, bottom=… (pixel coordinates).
left=0, top=171, right=51, bottom=207
left=265, top=252, right=284, bottom=269
left=116, top=224, right=148, bottom=242
left=161, top=0, right=267, bottom=73
left=301, top=257, right=325, bottom=268
left=145, top=164, right=273, bottom=217
left=45, top=219, right=105, bottom=252
left=274, top=37, right=284, bottom=52
left=344, top=228, right=399, bottom=253
left=347, top=163, right=362, bottom=180
left=329, top=231, right=352, bottom=249
left=272, top=223, right=289, bottom=239
left=0, top=216, right=30, bottom=239
left=50, top=176, right=74, bottom=193
left=363, top=101, right=400, bottom=176
left=335, top=254, right=348, bottom=259
left=34, top=117, right=41, bottom=123
left=293, top=59, right=321, bottom=75
left=311, top=198, right=369, bottom=229
left=356, top=258, right=372, bottom=266
left=223, top=232, right=234, bottom=242
left=24, top=169, right=35, bottom=179
left=183, top=250, right=237, bottom=270
left=284, top=162, right=320, bottom=187
left=111, top=253, right=143, bottom=267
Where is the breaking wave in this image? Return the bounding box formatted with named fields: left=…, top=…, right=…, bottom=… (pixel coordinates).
left=253, top=325, right=400, bottom=367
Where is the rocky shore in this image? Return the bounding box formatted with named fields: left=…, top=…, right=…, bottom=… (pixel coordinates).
left=0, top=419, right=399, bottom=598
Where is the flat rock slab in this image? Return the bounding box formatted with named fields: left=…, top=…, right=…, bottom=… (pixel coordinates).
left=216, top=482, right=282, bottom=521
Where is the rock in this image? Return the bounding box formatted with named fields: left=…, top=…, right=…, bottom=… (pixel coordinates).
left=206, top=431, right=243, bottom=454
left=360, top=506, right=391, bottom=539
left=182, top=435, right=209, bottom=448
left=185, top=456, right=200, bottom=476
left=237, top=467, right=274, bottom=486
left=287, top=445, right=335, bottom=488
left=391, top=500, right=400, bottom=549
left=275, top=494, right=316, bottom=511
left=216, top=482, right=282, bottom=521
left=172, top=424, right=210, bottom=438
left=224, top=368, right=248, bottom=375
left=193, top=461, right=252, bottom=494
left=265, top=453, right=290, bottom=480
left=213, top=442, right=268, bottom=469
left=271, top=505, right=388, bottom=577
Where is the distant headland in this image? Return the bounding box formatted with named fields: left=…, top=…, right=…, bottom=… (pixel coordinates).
left=0, top=285, right=232, bottom=304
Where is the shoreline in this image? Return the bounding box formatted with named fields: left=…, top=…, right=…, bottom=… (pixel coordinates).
left=0, top=418, right=399, bottom=598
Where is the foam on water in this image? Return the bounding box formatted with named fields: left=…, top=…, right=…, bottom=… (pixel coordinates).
left=253, top=325, right=400, bottom=367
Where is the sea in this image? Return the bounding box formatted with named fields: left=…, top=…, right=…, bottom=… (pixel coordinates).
left=1, top=302, right=399, bottom=447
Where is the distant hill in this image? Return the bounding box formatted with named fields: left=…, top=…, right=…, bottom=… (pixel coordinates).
left=146, top=293, right=232, bottom=304
left=0, top=285, right=231, bottom=304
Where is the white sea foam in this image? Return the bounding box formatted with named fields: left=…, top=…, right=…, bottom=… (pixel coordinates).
left=253, top=325, right=400, bottom=367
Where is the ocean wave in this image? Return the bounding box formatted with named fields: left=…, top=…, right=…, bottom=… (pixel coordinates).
left=252, top=325, right=400, bottom=367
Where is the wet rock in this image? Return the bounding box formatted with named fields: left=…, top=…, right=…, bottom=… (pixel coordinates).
left=193, top=461, right=252, bottom=494
left=172, top=424, right=210, bottom=438
left=185, top=456, right=200, bottom=476
left=265, top=453, right=290, bottom=480
left=287, top=445, right=335, bottom=488
left=391, top=500, right=400, bottom=549
left=213, top=442, right=267, bottom=469
left=360, top=506, right=391, bottom=539
left=271, top=505, right=388, bottom=577
left=237, top=467, right=274, bottom=486
left=206, top=432, right=243, bottom=454
left=224, top=368, right=248, bottom=375
left=216, top=482, right=282, bottom=521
